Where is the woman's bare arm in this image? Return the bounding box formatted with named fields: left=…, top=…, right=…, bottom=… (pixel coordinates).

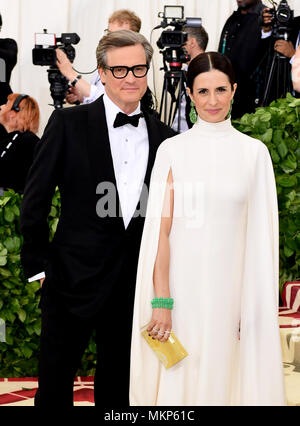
left=147, top=168, right=174, bottom=342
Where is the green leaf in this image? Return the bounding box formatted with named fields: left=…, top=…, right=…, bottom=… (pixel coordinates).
left=270, top=149, right=280, bottom=163
left=21, top=345, right=33, bottom=359
left=278, top=142, right=288, bottom=159
left=261, top=128, right=273, bottom=144
left=4, top=207, right=15, bottom=223
left=49, top=206, right=57, bottom=217
left=284, top=245, right=294, bottom=257
left=259, top=112, right=272, bottom=122
left=4, top=236, right=21, bottom=253
left=2, top=280, right=14, bottom=290
left=0, top=196, right=11, bottom=207
left=0, top=256, right=7, bottom=266
left=0, top=248, right=8, bottom=256
left=273, top=129, right=283, bottom=146
left=18, top=309, right=26, bottom=323
left=276, top=175, right=298, bottom=188
left=280, top=156, right=297, bottom=173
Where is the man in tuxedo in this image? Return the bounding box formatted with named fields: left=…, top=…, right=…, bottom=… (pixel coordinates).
left=20, top=30, right=175, bottom=407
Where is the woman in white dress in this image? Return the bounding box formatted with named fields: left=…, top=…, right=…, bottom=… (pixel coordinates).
left=130, top=52, right=286, bottom=406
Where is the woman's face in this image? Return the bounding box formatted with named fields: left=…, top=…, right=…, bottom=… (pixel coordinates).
left=188, top=69, right=237, bottom=123
left=0, top=98, right=13, bottom=126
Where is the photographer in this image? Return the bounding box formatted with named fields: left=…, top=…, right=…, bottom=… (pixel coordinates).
left=56, top=9, right=142, bottom=105
left=218, top=0, right=268, bottom=118
left=0, top=93, right=40, bottom=194
left=262, top=6, right=300, bottom=97
left=0, top=13, right=18, bottom=139
left=172, top=25, right=208, bottom=132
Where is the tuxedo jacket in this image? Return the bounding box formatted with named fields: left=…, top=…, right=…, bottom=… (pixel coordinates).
left=20, top=96, right=176, bottom=317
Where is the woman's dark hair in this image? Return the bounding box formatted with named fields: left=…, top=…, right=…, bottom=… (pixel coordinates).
left=187, top=52, right=236, bottom=93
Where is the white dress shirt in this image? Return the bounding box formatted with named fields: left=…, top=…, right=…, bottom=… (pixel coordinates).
left=103, top=93, right=149, bottom=229
left=83, top=70, right=105, bottom=104
left=29, top=92, right=149, bottom=283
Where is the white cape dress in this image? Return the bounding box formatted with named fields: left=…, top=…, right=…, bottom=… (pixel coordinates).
left=130, top=116, right=286, bottom=406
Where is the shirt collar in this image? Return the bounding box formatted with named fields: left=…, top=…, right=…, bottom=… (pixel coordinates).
left=103, top=92, right=142, bottom=129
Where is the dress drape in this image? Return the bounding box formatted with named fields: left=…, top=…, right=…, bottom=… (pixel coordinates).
left=130, top=117, right=286, bottom=406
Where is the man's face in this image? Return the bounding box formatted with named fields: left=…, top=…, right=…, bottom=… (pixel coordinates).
left=237, top=0, right=258, bottom=9
left=184, top=36, right=204, bottom=62
left=184, top=37, right=193, bottom=58
left=99, top=44, right=148, bottom=113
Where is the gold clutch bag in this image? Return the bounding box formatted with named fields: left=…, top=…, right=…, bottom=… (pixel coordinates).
left=141, top=328, right=188, bottom=369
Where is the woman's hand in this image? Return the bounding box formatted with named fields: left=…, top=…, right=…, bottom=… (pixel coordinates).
left=147, top=308, right=172, bottom=342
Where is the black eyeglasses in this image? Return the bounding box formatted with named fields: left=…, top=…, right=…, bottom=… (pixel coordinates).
left=104, top=64, right=149, bottom=79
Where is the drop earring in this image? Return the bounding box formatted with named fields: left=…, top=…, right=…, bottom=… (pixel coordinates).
left=189, top=101, right=197, bottom=124
left=226, top=98, right=234, bottom=120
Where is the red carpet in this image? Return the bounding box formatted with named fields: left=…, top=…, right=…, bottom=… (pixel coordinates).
left=0, top=377, right=94, bottom=406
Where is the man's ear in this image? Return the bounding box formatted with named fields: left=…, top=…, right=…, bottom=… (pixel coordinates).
left=189, top=36, right=196, bottom=49
left=98, top=67, right=106, bottom=85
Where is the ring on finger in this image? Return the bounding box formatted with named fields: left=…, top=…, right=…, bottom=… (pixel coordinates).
left=158, top=331, right=165, bottom=336
left=153, top=327, right=159, bottom=333
left=164, top=330, right=171, bottom=334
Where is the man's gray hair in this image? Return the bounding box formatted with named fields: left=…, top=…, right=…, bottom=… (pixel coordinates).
left=183, top=25, right=209, bottom=52
left=96, top=30, right=153, bottom=68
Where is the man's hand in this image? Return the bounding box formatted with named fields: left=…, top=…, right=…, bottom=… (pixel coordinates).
left=66, top=86, right=84, bottom=104
left=274, top=40, right=295, bottom=58
left=56, top=48, right=77, bottom=82
left=262, top=8, right=273, bottom=33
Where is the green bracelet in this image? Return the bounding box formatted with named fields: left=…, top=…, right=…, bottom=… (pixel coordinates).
left=151, top=297, right=174, bottom=310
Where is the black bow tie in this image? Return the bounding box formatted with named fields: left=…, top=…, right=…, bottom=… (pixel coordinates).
left=113, top=112, right=144, bottom=128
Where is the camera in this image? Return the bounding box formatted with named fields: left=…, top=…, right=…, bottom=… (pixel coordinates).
left=268, top=0, right=294, bottom=40
left=32, top=29, right=80, bottom=66
left=32, top=29, right=80, bottom=109
left=156, top=6, right=202, bottom=68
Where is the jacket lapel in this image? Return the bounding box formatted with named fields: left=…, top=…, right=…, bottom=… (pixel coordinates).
left=126, top=112, right=161, bottom=231
left=87, top=95, right=124, bottom=229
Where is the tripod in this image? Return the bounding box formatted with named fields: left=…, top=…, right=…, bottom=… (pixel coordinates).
left=158, top=48, right=189, bottom=132
left=262, top=50, right=293, bottom=106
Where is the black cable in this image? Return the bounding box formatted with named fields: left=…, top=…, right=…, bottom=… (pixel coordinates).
left=72, top=66, right=97, bottom=75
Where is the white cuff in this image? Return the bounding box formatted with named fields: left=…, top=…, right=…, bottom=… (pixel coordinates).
left=290, top=54, right=295, bottom=65
left=28, top=272, right=45, bottom=282
left=261, top=30, right=272, bottom=39
left=83, top=84, right=100, bottom=104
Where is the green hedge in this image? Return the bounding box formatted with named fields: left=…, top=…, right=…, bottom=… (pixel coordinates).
left=233, top=93, right=300, bottom=294
left=0, top=189, right=96, bottom=377
left=0, top=94, right=300, bottom=377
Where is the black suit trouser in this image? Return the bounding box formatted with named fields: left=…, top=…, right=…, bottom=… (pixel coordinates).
left=34, top=277, right=135, bottom=407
